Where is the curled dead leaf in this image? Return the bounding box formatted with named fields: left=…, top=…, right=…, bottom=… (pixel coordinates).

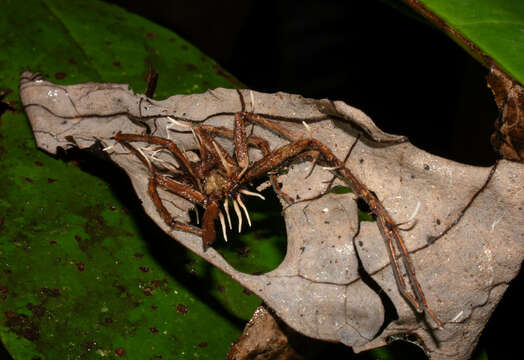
left=20, top=71, right=524, bottom=359
left=488, top=66, right=524, bottom=162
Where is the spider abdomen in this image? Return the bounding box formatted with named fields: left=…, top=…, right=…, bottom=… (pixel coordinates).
left=203, top=171, right=229, bottom=196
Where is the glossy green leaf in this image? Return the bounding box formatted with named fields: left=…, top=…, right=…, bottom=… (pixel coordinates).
left=418, top=0, right=524, bottom=84
left=329, top=185, right=353, bottom=195
left=0, top=0, right=279, bottom=359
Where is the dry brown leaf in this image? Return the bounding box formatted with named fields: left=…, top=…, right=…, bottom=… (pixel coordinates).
left=20, top=71, right=524, bottom=359
left=488, top=66, right=524, bottom=162
left=227, top=305, right=303, bottom=360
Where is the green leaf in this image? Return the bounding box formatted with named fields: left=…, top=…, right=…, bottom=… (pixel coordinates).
left=416, top=0, right=524, bottom=85
left=329, top=185, right=353, bottom=194
left=0, top=0, right=273, bottom=359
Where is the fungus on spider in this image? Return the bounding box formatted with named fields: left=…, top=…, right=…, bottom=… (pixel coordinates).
left=113, top=102, right=286, bottom=248
left=113, top=90, right=442, bottom=328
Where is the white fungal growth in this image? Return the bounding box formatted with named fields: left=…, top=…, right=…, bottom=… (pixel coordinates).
left=212, top=141, right=231, bottom=175
left=249, top=90, right=255, bottom=112
left=407, top=201, right=421, bottom=222
left=102, top=143, right=116, bottom=152
left=302, top=121, right=312, bottom=138
left=237, top=194, right=251, bottom=227
left=233, top=198, right=242, bottom=233
left=218, top=210, right=228, bottom=242
left=240, top=189, right=265, bottom=200
left=224, top=199, right=232, bottom=230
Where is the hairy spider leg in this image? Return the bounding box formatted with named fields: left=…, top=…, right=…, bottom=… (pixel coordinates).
left=116, top=139, right=203, bottom=238
left=148, top=177, right=203, bottom=237
left=241, top=112, right=303, bottom=141
left=238, top=123, right=442, bottom=327
left=193, top=127, right=238, bottom=176
left=114, top=133, right=203, bottom=192
left=234, top=112, right=249, bottom=170
left=201, top=201, right=220, bottom=247
left=154, top=174, right=207, bottom=205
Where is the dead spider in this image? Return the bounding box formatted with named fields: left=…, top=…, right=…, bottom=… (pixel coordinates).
left=113, top=90, right=442, bottom=328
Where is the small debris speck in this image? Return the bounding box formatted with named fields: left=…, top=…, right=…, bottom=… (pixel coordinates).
left=242, top=288, right=252, bottom=296
left=143, top=287, right=153, bottom=296
left=40, top=287, right=60, bottom=297
left=176, top=303, right=188, bottom=314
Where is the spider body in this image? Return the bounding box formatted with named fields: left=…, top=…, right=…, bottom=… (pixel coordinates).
left=203, top=170, right=229, bottom=196
left=114, top=110, right=277, bottom=249
left=113, top=92, right=442, bottom=328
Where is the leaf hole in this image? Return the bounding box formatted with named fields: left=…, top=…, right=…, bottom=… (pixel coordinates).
left=212, top=179, right=287, bottom=275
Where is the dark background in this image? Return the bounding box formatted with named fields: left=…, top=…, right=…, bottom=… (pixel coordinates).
left=107, top=0, right=499, bottom=167
left=97, top=0, right=516, bottom=359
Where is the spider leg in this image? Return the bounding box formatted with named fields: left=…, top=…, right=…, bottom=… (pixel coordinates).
left=114, top=133, right=203, bottom=192
left=234, top=112, right=249, bottom=170
left=242, top=137, right=442, bottom=327
left=241, top=112, right=302, bottom=141
left=148, top=177, right=202, bottom=237
left=198, top=124, right=294, bottom=203
left=154, top=174, right=207, bottom=206
left=116, top=137, right=208, bottom=244
left=193, top=127, right=238, bottom=177
left=202, top=200, right=220, bottom=248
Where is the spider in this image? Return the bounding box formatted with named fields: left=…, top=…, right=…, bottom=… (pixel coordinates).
left=113, top=90, right=442, bottom=328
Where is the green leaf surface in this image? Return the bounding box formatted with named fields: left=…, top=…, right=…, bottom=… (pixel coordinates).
left=418, top=0, right=524, bottom=84
left=0, top=0, right=274, bottom=359
left=3, top=1, right=490, bottom=359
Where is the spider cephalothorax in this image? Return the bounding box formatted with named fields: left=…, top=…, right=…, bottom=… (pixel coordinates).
left=113, top=91, right=442, bottom=328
